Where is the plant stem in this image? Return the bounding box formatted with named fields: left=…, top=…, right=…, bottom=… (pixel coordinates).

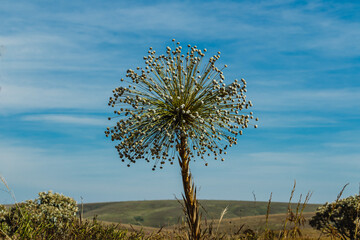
left=178, top=134, right=201, bottom=240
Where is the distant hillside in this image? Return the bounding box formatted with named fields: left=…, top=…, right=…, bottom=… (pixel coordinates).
left=79, top=200, right=321, bottom=228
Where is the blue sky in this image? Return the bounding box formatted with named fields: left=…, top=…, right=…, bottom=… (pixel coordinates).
left=0, top=0, right=360, bottom=204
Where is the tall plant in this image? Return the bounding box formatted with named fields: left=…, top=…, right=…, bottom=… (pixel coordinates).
left=105, top=39, right=257, bottom=239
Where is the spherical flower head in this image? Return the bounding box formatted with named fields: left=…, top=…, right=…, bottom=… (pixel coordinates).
left=106, top=40, right=257, bottom=169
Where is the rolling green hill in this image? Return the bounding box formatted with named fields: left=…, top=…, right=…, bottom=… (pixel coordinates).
left=79, top=200, right=321, bottom=228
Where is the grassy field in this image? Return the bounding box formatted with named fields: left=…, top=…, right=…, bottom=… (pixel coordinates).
left=80, top=199, right=321, bottom=228
left=94, top=211, right=329, bottom=239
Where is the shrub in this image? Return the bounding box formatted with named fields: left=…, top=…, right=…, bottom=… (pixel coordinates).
left=0, top=204, right=7, bottom=222
left=0, top=190, right=78, bottom=237
left=309, top=194, right=360, bottom=240
left=33, top=190, right=78, bottom=227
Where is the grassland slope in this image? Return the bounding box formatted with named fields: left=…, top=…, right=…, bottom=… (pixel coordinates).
left=80, top=200, right=321, bottom=228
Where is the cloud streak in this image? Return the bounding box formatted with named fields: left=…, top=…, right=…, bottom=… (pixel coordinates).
left=252, top=88, right=360, bottom=113
left=0, top=83, right=110, bottom=114
left=22, top=114, right=108, bottom=126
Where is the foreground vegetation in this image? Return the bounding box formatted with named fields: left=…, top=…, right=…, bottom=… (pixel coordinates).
left=0, top=197, right=329, bottom=240
left=0, top=202, right=320, bottom=240
left=2, top=177, right=360, bottom=239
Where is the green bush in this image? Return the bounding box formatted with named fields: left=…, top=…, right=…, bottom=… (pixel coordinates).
left=16, top=191, right=77, bottom=228
left=0, top=204, right=7, bottom=222
left=0, top=190, right=78, bottom=237
left=0, top=191, right=140, bottom=239
left=309, top=195, right=360, bottom=240
left=33, top=190, right=78, bottom=227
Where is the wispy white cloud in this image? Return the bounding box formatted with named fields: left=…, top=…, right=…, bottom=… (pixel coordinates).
left=0, top=137, right=180, bottom=203
left=258, top=114, right=337, bottom=128
left=22, top=114, right=108, bottom=126
left=252, top=88, right=360, bottom=112
left=2, top=135, right=359, bottom=203
left=0, top=34, right=123, bottom=73
left=322, top=129, right=360, bottom=150
left=0, top=83, right=109, bottom=114
left=241, top=151, right=360, bottom=184
left=1, top=0, right=359, bottom=113
left=192, top=149, right=360, bottom=203
left=5, top=0, right=360, bottom=54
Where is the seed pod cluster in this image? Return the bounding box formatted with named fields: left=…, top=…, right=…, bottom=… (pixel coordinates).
left=105, top=40, right=257, bottom=170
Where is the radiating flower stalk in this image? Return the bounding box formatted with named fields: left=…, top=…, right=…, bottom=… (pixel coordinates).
left=105, top=39, right=257, bottom=240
